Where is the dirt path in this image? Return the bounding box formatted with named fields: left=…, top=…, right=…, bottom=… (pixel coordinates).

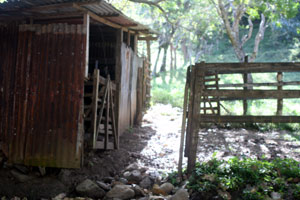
left=0, top=104, right=300, bottom=199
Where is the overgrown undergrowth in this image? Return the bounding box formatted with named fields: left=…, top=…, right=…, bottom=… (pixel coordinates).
left=169, top=157, right=300, bottom=200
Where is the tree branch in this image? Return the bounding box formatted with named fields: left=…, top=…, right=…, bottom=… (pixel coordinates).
left=128, top=0, right=173, bottom=25
left=241, top=17, right=253, bottom=47
left=250, top=14, right=267, bottom=61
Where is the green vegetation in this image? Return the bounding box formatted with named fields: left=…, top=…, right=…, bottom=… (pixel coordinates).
left=186, top=157, right=300, bottom=200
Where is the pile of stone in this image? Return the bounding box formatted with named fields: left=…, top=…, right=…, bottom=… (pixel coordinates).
left=72, top=163, right=189, bottom=200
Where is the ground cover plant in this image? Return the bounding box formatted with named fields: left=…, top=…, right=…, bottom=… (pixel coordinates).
left=185, top=156, right=300, bottom=200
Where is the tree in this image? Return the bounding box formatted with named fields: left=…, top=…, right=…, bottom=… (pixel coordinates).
left=210, top=0, right=299, bottom=62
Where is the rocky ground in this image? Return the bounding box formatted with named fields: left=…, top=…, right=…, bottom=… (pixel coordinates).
left=0, top=104, right=299, bottom=200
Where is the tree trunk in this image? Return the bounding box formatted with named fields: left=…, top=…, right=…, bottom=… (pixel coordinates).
left=152, top=47, right=161, bottom=76
left=181, top=40, right=189, bottom=64
left=159, top=45, right=169, bottom=73
left=174, top=46, right=177, bottom=70
left=170, top=43, right=174, bottom=71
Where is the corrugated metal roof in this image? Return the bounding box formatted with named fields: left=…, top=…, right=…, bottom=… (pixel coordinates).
left=0, top=0, right=157, bottom=34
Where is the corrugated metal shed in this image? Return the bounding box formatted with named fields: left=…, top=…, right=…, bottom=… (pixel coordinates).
left=0, top=0, right=156, bottom=34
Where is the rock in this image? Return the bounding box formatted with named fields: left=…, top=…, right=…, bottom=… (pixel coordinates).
left=103, top=176, right=115, bottom=183
left=130, top=170, right=142, bottom=182
left=271, top=192, right=282, bottom=200
left=106, top=185, right=135, bottom=200
left=138, top=197, right=149, bottom=200
left=124, top=170, right=142, bottom=183
left=159, top=183, right=174, bottom=195
left=58, top=169, right=72, bottom=185
left=169, top=189, right=189, bottom=200
left=139, top=176, right=153, bottom=189
left=125, top=163, right=139, bottom=171
left=75, top=179, right=105, bottom=199
left=152, top=184, right=167, bottom=196
left=119, top=178, right=128, bottom=184
left=132, top=184, right=146, bottom=197
left=149, top=195, right=169, bottom=200
left=53, top=193, right=66, bottom=200
left=96, top=181, right=111, bottom=191
left=10, top=170, right=36, bottom=183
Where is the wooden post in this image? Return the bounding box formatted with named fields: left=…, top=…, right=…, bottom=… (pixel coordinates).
left=134, top=34, right=138, bottom=54
left=146, top=39, right=151, bottom=63
left=115, top=28, right=123, bottom=135
left=92, top=69, right=100, bottom=148
left=83, top=13, right=90, bottom=77
left=178, top=67, right=190, bottom=178
left=243, top=56, right=248, bottom=115
left=187, top=64, right=203, bottom=174
left=127, top=32, right=131, bottom=47
left=277, top=72, right=283, bottom=115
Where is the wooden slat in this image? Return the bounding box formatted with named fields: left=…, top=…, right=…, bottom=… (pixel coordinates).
left=198, top=115, right=300, bottom=123
left=205, top=81, right=300, bottom=88
left=203, top=90, right=300, bottom=99
left=195, top=62, right=300, bottom=74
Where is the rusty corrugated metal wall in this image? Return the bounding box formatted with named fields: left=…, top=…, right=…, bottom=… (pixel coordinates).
left=0, top=23, right=86, bottom=168
left=118, top=43, right=141, bottom=135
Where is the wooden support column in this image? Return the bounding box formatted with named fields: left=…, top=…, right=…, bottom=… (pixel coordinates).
left=277, top=72, right=283, bottom=115
left=92, top=69, right=100, bottom=148
left=83, top=13, right=90, bottom=77
left=134, top=34, right=138, bottom=54
left=146, top=39, right=151, bottom=63
left=243, top=56, right=249, bottom=115
left=127, top=32, right=131, bottom=47
left=187, top=65, right=203, bottom=174
left=178, top=66, right=190, bottom=178
left=115, top=28, right=123, bottom=135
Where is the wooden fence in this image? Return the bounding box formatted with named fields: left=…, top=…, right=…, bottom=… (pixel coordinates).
left=178, top=62, right=300, bottom=175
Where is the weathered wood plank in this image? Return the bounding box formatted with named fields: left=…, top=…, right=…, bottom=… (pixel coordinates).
left=195, top=62, right=300, bottom=74
left=203, top=90, right=300, bottom=99
left=198, top=115, right=300, bottom=123
left=205, top=81, right=300, bottom=88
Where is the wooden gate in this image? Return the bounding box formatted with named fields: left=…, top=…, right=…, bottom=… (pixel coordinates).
left=179, top=62, right=300, bottom=174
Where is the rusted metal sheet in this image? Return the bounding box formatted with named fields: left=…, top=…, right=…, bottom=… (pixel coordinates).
left=0, top=23, right=86, bottom=168
left=0, top=24, right=19, bottom=157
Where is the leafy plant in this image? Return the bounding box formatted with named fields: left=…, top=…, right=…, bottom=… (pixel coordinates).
left=186, top=157, right=300, bottom=199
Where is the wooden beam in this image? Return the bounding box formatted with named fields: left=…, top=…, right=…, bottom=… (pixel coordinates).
left=138, top=36, right=158, bottom=40
left=205, top=81, right=300, bottom=88
left=84, top=13, right=90, bottom=77
left=195, top=62, right=300, bottom=74
left=203, top=90, right=300, bottom=99
left=198, top=115, right=300, bottom=123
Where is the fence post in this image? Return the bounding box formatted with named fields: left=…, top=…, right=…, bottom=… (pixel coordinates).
left=277, top=72, right=283, bottom=115
left=243, top=56, right=249, bottom=115
left=178, top=66, right=190, bottom=178
left=187, top=63, right=203, bottom=174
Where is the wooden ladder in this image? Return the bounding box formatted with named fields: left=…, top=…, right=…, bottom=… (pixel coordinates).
left=84, top=69, right=118, bottom=150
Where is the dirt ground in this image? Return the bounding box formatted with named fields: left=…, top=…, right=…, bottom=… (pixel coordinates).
left=0, top=104, right=300, bottom=199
